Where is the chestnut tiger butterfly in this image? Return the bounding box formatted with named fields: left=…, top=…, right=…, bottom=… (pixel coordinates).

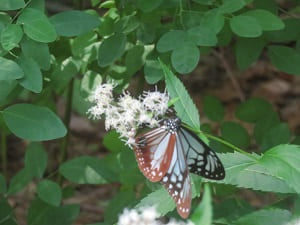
left=134, top=117, right=225, bottom=218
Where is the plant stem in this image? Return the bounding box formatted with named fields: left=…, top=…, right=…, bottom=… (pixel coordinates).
left=1, top=132, right=7, bottom=176
left=58, top=78, right=74, bottom=181
left=12, top=0, right=32, bottom=23
left=182, top=124, right=259, bottom=161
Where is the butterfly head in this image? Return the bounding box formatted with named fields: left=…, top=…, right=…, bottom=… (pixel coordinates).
left=164, top=117, right=181, bottom=134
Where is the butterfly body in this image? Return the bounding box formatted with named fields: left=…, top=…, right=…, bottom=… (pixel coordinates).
left=134, top=117, right=225, bottom=218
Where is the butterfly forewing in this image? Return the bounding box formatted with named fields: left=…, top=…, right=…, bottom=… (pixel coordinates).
left=134, top=126, right=176, bottom=182
left=179, top=127, right=225, bottom=180
left=161, top=134, right=191, bottom=218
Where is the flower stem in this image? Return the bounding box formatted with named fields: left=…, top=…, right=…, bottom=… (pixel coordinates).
left=1, top=132, right=7, bottom=176
left=182, top=124, right=259, bottom=161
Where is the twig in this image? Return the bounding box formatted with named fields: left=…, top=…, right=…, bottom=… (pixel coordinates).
left=213, top=48, right=245, bottom=101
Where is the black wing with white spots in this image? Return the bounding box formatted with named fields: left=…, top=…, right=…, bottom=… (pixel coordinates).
left=178, top=127, right=225, bottom=180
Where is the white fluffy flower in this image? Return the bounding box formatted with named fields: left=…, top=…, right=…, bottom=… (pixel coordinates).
left=142, top=90, right=169, bottom=117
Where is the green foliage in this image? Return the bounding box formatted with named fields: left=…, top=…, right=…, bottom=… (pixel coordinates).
left=37, top=180, right=62, bottom=206
left=203, top=95, right=224, bottom=122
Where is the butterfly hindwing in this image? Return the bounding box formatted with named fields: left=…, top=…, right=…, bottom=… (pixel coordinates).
left=134, top=126, right=176, bottom=182
left=161, top=133, right=191, bottom=218
left=179, top=127, right=225, bottom=180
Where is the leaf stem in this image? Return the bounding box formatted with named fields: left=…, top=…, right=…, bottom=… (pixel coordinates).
left=182, top=124, right=259, bottom=161
left=1, top=132, right=7, bottom=176
left=12, top=0, right=32, bottom=23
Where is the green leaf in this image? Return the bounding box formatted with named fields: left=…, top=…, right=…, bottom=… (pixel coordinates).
left=137, top=0, right=162, bottom=12
left=0, top=0, right=25, bottom=10
left=235, top=37, right=266, bottom=69
left=234, top=209, right=292, bottom=225
left=0, top=173, right=6, bottom=194
left=203, top=95, right=224, bottom=122
left=201, top=9, right=225, bottom=34
left=0, top=197, right=17, bottom=225
left=59, top=156, right=116, bottom=184
left=190, top=184, right=212, bottom=225
left=243, top=9, right=284, bottom=31
left=0, top=80, right=17, bottom=104
left=260, top=123, right=291, bottom=151
left=219, top=0, right=247, bottom=13
left=221, top=121, right=250, bottom=149
left=20, top=38, right=51, bottom=70
left=156, top=30, right=187, bottom=53
left=254, top=111, right=280, bottom=145
left=254, top=0, right=277, bottom=14
left=230, top=15, right=262, bottom=38
left=171, top=44, right=200, bottom=74
left=18, top=8, right=57, bottom=43
left=50, top=10, right=100, bottom=37
left=17, top=56, right=43, bottom=93
left=144, top=60, right=164, bottom=84
left=7, top=168, right=33, bottom=195
left=210, top=152, right=295, bottom=193
left=98, top=33, right=126, bottom=67
left=161, top=61, right=200, bottom=129
left=125, top=45, right=144, bottom=75
left=37, top=180, right=62, bottom=206
left=268, top=45, right=300, bottom=75
left=236, top=97, right=273, bottom=123
left=27, top=197, right=80, bottom=225
left=80, top=71, right=102, bottom=98
left=187, top=26, right=218, bottom=46
left=103, top=131, right=129, bottom=153
left=0, top=57, right=24, bottom=80
left=71, top=31, right=97, bottom=57
left=3, top=103, right=67, bottom=141
left=24, top=142, right=48, bottom=178
left=0, top=24, right=23, bottom=51
left=260, top=145, right=300, bottom=193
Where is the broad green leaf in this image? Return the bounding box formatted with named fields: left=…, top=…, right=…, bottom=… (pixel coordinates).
left=27, top=197, right=80, bottom=225
left=50, top=10, right=100, bottom=37
left=72, top=79, right=92, bottom=116
left=210, top=152, right=296, bottom=193
left=103, top=131, right=129, bottom=153
left=230, top=15, right=262, bottom=38
left=219, top=0, right=247, bottom=13
left=37, top=180, right=62, bottom=206
left=125, top=45, right=144, bottom=75
left=187, top=26, right=218, bottom=46
left=114, top=14, right=139, bottom=34
left=260, top=123, right=291, bottom=151
left=17, top=56, right=43, bottom=93
left=201, top=9, right=225, bottom=34
left=171, top=44, right=200, bottom=74
left=254, top=111, right=280, bottom=145
left=203, top=95, right=224, bottom=122
left=137, top=0, right=163, bottom=12
left=20, top=38, right=51, bottom=70
left=0, top=197, right=17, bottom=225
left=235, top=37, right=266, bottom=69
left=3, top=103, right=67, bottom=141
left=192, top=0, right=212, bottom=4
left=0, top=24, right=23, bottom=51
left=0, top=80, right=17, bottom=104
left=144, top=60, right=164, bottom=84
left=24, top=142, right=48, bottom=178
left=0, top=0, right=25, bottom=10
left=7, top=168, right=33, bottom=195
left=18, top=8, right=57, bottom=43
left=161, top=61, right=200, bottom=129
left=156, top=30, right=187, bottom=53
left=190, top=184, right=212, bottom=225
left=59, top=156, right=117, bottom=184
left=98, top=33, right=126, bottom=67
left=71, top=31, right=97, bottom=57
left=0, top=173, right=6, bottom=194
left=260, top=145, right=300, bottom=193
left=243, top=9, right=284, bottom=31
left=264, top=18, right=300, bottom=43
left=254, top=0, right=277, bottom=14
left=221, top=121, right=250, bottom=148
left=236, top=97, right=273, bottom=123
left=234, top=209, right=292, bottom=225
left=80, top=71, right=102, bottom=98
left=268, top=45, right=300, bottom=75
left=0, top=57, right=24, bottom=80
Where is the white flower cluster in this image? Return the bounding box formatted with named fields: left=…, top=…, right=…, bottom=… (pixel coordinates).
left=118, top=207, right=194, bottom=225
left=88, top=83, right=169, bottom=147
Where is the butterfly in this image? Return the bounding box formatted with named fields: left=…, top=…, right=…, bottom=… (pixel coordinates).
left=134, top=117, right=225, bottom=218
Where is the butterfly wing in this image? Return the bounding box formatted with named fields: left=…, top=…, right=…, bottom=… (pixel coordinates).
left=161, top=133, right=192, bottom=218
left=178, top=127, right=225, bottom=180
left=134, top=126, right=176, bottom=182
